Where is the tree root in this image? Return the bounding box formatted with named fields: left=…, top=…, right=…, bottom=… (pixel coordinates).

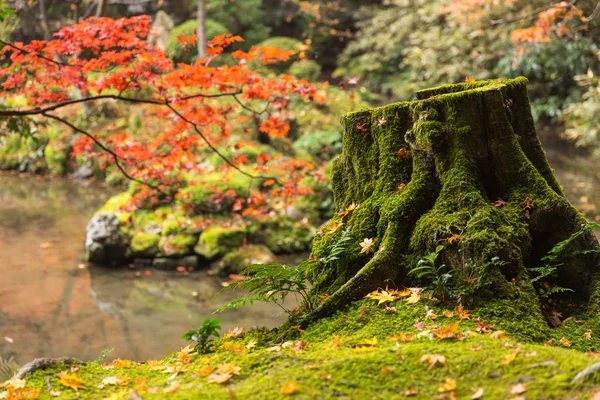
left=14, top=357, right=84, bottom=379
left=572, top=362, right=600, bottom=383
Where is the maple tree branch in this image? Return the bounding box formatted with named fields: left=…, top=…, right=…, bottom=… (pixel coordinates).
left=0, top=91, right=243, bottom=117
left=42, top=112, right=168, bottom=195
left=165, top=103, right=282, bottom=185
left=232, top=94, right=271, bottom=116
left=0, top=39, right=69, bottom=67
left=490, top=1, right=577, bottom=25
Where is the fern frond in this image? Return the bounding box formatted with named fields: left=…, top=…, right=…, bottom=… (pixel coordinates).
left=324, top=227, right=355, bottom=266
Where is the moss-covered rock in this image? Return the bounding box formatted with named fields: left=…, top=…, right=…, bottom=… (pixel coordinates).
left=213, top=244, right=275, bottom=275
left=152, top=255, right=198, bottom=270
left=252, top=220, right=315, bottom=254
left=301, top=77, right=600, bottom=327
left=194, top=225, right=246, bottom=260
left=159, top=234, right=197, bottom=257
left=130, top=232, right=161, bottom=257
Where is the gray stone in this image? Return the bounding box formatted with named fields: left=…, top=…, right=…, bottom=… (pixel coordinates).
left=73, top=165, right=93, bottom=180
left=85, top=212, right=129, bottom=263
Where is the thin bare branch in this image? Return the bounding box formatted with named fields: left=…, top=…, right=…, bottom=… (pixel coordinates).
left=0, top=39, right=69, bottom=67
left=0, top=91, right=243, bottom=117
left=42, top=112, right=168, bottom=195
left=165, top=103, right=282, bottom=185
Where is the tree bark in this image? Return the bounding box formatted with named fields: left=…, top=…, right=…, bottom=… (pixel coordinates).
left=39, top=0, right=52, bottom=40
left=300, top=77, right=600, bottom=328
left=96, top=0, right=107, bottom=17
left=196, top=0, right=206, bottom=57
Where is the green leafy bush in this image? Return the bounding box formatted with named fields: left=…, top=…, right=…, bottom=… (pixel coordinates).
left=182, top=318, right=222, bottom=353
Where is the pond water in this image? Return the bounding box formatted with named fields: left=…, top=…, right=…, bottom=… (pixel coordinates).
left=0, top=174, right=302, bottom=365
left=0, top=140, right=598, bottom=366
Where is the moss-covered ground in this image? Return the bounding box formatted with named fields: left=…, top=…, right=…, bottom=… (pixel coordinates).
left=6, top=294, right=600, bottom=399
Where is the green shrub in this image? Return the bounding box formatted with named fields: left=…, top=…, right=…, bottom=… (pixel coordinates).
left=289, top=59, right=322, bottom=81
left=167, top=19, right=228, bottom=63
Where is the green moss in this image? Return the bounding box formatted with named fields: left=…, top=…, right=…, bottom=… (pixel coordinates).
left=130, top=232, right=161, bottom=257
left=216, top=244, right=275, bottom=275
left=251, top=219, right=315, bottom=254
left=288, top=59, right=322, bottom=81
left=43, top=143, right=68, bottom=176
left=159, top=234, right=197, bottom=257
left=14, top=298, right=600, bottom=400
left=176, top=173, right=253, bottom=214
left=194, top=225, right=246, bottom=260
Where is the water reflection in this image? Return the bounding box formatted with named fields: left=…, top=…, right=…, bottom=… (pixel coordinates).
left=0, top=174, right=294, bottom=364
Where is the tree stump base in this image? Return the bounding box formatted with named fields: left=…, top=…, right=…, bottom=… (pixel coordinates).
left=302, top=78, right=599, bottom=331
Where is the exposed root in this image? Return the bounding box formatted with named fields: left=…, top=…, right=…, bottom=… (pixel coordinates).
left=15, top=357, right=84, bottom=379
left=572, top=362, right=600, bottom=383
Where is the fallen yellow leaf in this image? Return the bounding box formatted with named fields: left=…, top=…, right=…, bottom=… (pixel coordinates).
left=490, top=331, right=507, bottom=339
left=208, top=372, right=233, bottom=384
left=352, top=345, right=376, bottom=353
left=101, top=376, right=129, bottom=386
left=163, top=381, right=180, bottom=393
left=387, top=333, right=414, bottom=343
left=324, top=335, right=343, bottom=350
left=406, top=292, right=421, bottom=304
left=509, top=383, right=526, bottom=395
left=1, top=379, right=26, bottom=390
left=438, top=378, right=457, bottom=393
left=57, top=373, right=87, bottom=391
left=198, top=366, right=216, bottom=377
left=454, top=304, right=471, bottom=320
left=425, top=309, right=438, bottom=320
left=281, top=381, right=300, bottom=395
left=218, top=364, right=241, bottom=375
left=420, top=354, right=446, bottom=369
left=559, top=337, right=572, bottom=347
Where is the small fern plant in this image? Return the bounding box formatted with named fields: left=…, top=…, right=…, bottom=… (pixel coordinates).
left=409, top=245, right=452, bottom=299
left=214, top=261, right=313, bottom=314
left=323, top=227, right=355, bottom=266
left=528, top=221, right=599, bottom=298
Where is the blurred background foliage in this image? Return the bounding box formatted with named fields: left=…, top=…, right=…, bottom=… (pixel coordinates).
left=1, top=0, right=599, bottom=157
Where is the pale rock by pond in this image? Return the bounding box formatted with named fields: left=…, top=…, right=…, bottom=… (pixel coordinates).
left=85, top=212, right=129, bottom=263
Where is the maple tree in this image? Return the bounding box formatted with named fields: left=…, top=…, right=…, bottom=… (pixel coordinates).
left=0, top=15, right=326, bottom=217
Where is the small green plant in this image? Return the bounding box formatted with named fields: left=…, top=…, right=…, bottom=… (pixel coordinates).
left=215, top=261, right=313, bottom=314
left=0, top=356, right=19, bottom=381
left=527, top=222, right=600, bottom=298
left=323, top=227, right=355, bottom=266
left=95, top=348, right=115, bottom=364
left=182, top=318, right=221, bottom=353
left=409, top=245, right=452, bottom=299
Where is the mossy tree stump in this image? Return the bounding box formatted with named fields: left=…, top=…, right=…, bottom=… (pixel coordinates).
left=303, top=78, right=599, bottom=328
